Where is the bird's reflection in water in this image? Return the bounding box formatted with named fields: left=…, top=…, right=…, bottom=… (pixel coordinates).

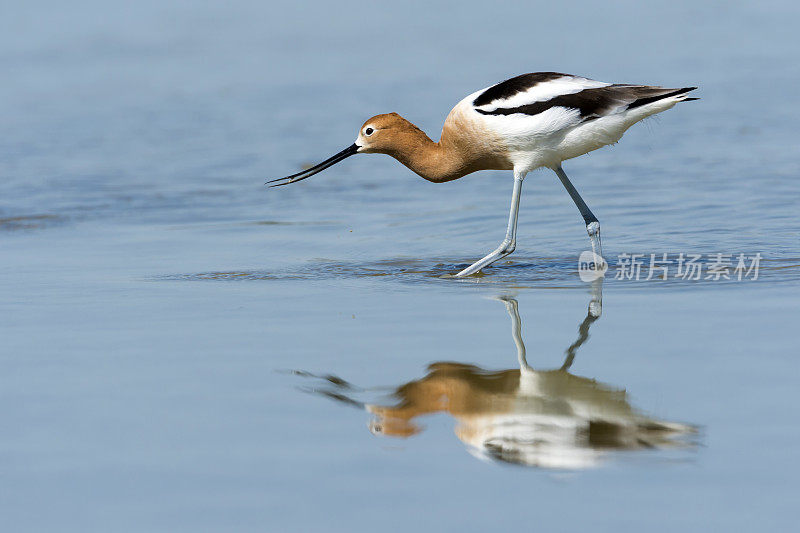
left=298, top=280, right=697, bottom=469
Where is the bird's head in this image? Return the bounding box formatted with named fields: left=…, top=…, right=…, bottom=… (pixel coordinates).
left=267, top=112, right=425, bottom=187
left=355, top=112, right=422, bottom=155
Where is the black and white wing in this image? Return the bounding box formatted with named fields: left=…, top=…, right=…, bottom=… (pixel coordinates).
left=472, top=72, right=696, bottom=133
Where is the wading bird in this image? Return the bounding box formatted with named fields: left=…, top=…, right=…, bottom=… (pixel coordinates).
left=270, top=72, right=697, bottom=277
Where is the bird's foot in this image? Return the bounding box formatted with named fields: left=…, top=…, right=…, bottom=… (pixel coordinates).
left=454, top=239, right=515, bottom=278
left=586, top=222, right=603, bottom=260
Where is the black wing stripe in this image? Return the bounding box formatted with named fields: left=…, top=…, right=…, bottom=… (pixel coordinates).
left=476, top=85, right=697, bottom=118
left=472, top=72, right=570, bottom=107
left=476, top=86, right=625, bottom=118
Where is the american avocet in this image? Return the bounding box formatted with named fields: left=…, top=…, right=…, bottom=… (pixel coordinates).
left=270, top=72, right=697, bottom=277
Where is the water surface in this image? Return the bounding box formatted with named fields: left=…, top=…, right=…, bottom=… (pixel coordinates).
left=1, top=1, right=799, bottom=531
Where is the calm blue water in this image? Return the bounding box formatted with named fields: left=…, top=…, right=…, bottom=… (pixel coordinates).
left=2, top=1, right=799, bottom=531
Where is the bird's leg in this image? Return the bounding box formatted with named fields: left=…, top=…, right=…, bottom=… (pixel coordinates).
left=455, top=172, right=525, bottom=278
left=554, top=166, right=603, bottom=259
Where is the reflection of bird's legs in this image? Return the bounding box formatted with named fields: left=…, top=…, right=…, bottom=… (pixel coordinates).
left=498, top=281, right=602, bottom=373
left=560, top=278, right=603, bottom=371
left=498, top=296, right=533, bottom=372
left=589, top=277, right=603, bottom=318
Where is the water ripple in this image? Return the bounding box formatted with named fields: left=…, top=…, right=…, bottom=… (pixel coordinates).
left=156, top=255, right=800, bottom=289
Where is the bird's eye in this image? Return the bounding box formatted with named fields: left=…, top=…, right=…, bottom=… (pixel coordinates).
left=365, top=127, right=374, bottom=136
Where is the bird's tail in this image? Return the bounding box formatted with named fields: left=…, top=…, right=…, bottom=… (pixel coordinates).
left=626, top=86, right=698, bottom=109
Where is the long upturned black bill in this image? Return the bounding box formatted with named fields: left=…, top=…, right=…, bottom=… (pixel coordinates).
left=267, top=143, right=359, bottom=187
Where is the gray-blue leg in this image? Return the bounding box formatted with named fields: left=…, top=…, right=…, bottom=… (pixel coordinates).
left=455, top=171, right=526, bottom=277
left=554, top=166, right=602, bottom=258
